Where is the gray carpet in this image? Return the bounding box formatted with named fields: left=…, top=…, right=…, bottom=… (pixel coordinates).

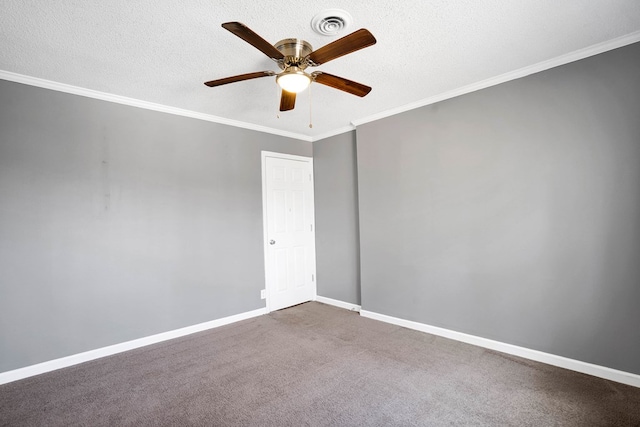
left=1, top=302, right=639, bottom=426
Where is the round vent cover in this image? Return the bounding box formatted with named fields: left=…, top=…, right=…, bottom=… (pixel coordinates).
left=311, top=9, right=353, bottom=36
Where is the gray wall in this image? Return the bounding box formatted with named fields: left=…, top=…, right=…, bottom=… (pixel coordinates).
left=356, top=42, right=640, bottom=374
left=0, top=80, right=311, bottom=372
left=313, top=131, right=360, bottom=305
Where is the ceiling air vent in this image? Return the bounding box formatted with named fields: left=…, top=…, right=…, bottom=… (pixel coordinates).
left=311, top=9, right=353, bottom=36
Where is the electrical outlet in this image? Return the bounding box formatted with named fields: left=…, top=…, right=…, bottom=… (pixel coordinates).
left=260, top=289, right=266, bottom=300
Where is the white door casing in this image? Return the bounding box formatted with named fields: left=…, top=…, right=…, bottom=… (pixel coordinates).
left=261, top=152, right=316, bottom=312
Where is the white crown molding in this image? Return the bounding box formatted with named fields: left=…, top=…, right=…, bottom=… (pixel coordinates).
left=315, top=295, right=361, bottom=312
left=3, top=32, right=639, bottom=145
left=360, top=309, right=640, bottom=388
left=352, top=31, right=640, bottom=127
left=0, top=307, right=267, bottom=385
left=311, top=125, right=356, bottom=142
left=0, top=70, right=313, bottom=142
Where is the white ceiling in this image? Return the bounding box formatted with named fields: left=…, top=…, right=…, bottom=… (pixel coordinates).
left=2, top=1, right=640, bottom=141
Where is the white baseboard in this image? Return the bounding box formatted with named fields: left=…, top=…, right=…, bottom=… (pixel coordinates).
left=315, top=296, right=361, bottom=312
left=0, top=307, right=267, bottom=385
left=360, top=310, right=640, bottom=389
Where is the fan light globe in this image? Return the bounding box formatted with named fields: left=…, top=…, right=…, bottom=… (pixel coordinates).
left=277, top=71, right=311, bottom=93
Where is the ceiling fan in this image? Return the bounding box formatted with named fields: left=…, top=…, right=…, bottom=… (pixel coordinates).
left=204, top=22, right=377, bottom=112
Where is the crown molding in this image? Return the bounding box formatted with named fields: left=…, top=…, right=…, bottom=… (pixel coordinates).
left=4, top=31, right=639, bottom=141
left=0, top=70, right=313, bottom=142
left=311, top=125, right=356, bottom=142
left=352, top=31, right=640, bottom=127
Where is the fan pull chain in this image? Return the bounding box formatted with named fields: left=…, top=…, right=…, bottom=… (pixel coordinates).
left=308, top=83, right=313, bottom=129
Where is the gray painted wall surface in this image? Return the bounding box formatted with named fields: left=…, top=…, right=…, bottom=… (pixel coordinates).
left=313, top=131, right=360, bottom=305
left=0, top=80, right=311, bottom=372
left=356, top=42, right=640, bottom=374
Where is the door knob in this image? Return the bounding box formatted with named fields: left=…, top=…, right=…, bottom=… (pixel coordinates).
left=269, top=239, right=276, bottom=245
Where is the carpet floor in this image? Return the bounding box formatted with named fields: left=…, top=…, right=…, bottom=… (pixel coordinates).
left=1, top=302, right=639, bottom=426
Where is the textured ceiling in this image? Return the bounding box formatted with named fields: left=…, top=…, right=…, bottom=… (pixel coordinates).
left=2, top=0, right=640, bottom=140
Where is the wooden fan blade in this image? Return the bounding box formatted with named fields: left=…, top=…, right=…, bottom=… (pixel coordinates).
left=280, top=90, right=296, bottom=111
left=204, top=71, right=274, bottom=87
left=306, top=29, right=376, bottom=66
left=222, top=22, right=284, bottom=61
left=312, top=72, right=372, bottom=97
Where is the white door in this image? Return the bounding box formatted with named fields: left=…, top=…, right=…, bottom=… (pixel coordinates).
left=262, top=152, right=316, bottom=312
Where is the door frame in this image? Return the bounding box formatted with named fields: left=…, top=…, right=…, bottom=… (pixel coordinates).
left=261, top=151, right=317, bottom=313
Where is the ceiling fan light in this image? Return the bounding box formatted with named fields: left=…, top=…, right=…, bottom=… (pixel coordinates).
left=277, top=71, right=311, bottom=93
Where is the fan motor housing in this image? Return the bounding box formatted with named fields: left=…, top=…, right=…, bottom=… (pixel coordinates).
left=274, top=38, right=313, bottom=70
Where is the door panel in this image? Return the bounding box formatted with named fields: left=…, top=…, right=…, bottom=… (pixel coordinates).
left=263, top=153, right=316, bottom=311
